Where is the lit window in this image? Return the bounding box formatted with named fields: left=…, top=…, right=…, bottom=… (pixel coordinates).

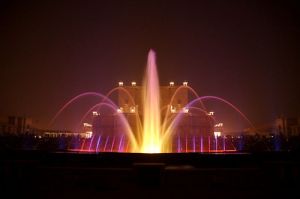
left=130, top=106, right=136, bottom=113
left=83, top=123, right=92, bottom=127
left=183, top=107, right=189, bottom=113
left=118, top=82, right=123, bottom=86
left=208, top=111, right=214, bottom=116
left=86, top=131, right=93, bottom=138
left=169, top=82, right=174, bottom=86
left=215, top=123, right=223, bottom=127
left=92, top=111, right=100, bottom=116
left=214, top=132, right=221, bottom=138
left=170, top=105, right=176, bottom=113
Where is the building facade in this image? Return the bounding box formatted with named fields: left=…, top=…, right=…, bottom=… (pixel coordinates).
left=0, top=116, right=37, bottom=135
left=90, top=82, right=215, bottom=152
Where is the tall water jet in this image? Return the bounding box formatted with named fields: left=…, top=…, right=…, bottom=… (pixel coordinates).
left=141, top=49, right=162, bottom=153
left=51, top=49, right=253, bottom=153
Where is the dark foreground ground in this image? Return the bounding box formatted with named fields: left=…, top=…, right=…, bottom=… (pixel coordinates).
left=0, top=151, right=299, bottom=199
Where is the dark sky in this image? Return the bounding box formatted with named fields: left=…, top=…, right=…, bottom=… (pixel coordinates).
left=0, top=0, right=299, bottom=132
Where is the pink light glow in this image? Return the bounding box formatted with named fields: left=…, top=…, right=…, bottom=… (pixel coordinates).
left=51, top=50, right=248, bottom=153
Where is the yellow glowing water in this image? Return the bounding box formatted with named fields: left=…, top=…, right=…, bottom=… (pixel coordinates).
left=125, top=50, right=191, bottom=153
left=141, top=50, right=162, bottom=153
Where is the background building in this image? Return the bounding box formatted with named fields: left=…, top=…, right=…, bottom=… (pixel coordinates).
left=91, top=82, right=215, bottom=152
left=274, top=116, right=300, bottom=137
left=0, top=116, right=37, bottom=135
left=244, top=116, right=300, bottom=137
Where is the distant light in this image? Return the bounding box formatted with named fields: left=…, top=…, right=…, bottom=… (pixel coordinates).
left=183, top=107, right=189, bottom=113
left=86, top=131, right=93, bottom=138
left=118, top=82, right=123, bottom=86
left=117, top=107, right=123, bottom=113
left=170, top=105, right=176, bottom=113
left=83, top=123, right=92, bottom=127
left=92, top=111, right=100, bottom=116
left=208, top=111, right=214, bottom=116
left=38, top=135, right=42, bottom=139
left=183, top=81, right=188, bottom=86
left=214, top=131, right=221, bottom=138
left=131, top=82, right=136, bottom=86
left=130, top=106, right=136, bottom=113
left=169, top=81, right=174, bottom=86
left=215, top=123, right=223, bottom=127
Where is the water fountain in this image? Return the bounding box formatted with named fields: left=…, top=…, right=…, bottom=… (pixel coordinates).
left=50, top=49, right=254, bottom=153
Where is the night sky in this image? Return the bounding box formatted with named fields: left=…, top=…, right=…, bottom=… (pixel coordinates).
left=0, top=0, right=299, bottom=132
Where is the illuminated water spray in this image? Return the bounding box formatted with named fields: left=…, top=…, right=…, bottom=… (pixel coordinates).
left=50, top=49, right=255, bottom=153
left=141, top=50, right=162, bottom=153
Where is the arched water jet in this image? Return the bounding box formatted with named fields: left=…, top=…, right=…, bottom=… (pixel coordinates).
left=51, top=50, right=252, bottom=153
left=161, top=85, right=205, bottom=137
left=76, top=102, right=139, bottom=150
left=159, top=106, right=212, bottom=152
left=186, top=96, right=255, bottom=129
left=95, top=86, right=143, bottom=146
left=49, top=92, right=117, bottom=127
left=161, top=95, right=254, bottom=148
